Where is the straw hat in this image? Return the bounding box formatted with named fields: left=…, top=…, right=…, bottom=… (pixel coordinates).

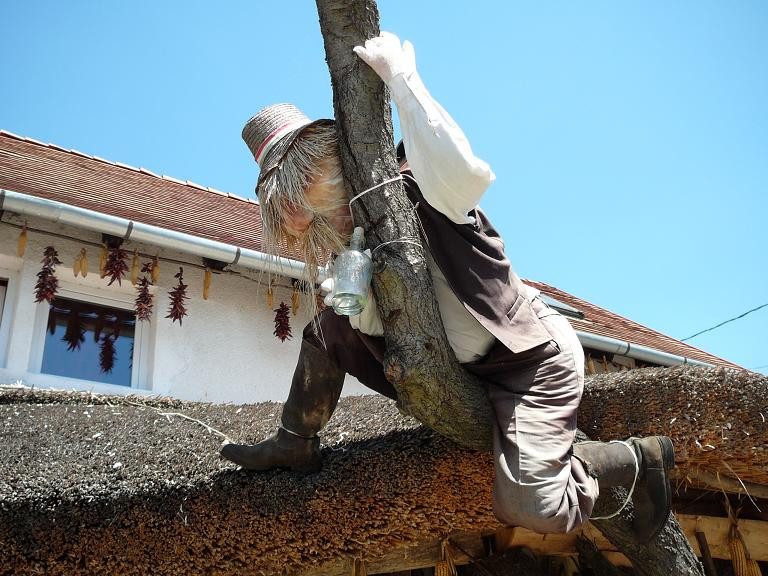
left=241, top=103, right=333, bottom=197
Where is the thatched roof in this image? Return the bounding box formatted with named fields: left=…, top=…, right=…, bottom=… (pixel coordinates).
left=2, top=366, right=767, bottom=575
left=1, top=387, right=498, bottom=575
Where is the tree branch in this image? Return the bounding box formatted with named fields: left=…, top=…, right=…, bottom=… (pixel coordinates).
left=315, top=0, right=493, bottom=451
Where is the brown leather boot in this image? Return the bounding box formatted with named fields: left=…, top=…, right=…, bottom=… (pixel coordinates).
left=572, top=436, right=675, bottom=542
left=220, top=338, right=345, bottom=473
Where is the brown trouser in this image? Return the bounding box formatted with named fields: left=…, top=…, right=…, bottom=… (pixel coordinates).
left=304, top=297, right=599, bottom=533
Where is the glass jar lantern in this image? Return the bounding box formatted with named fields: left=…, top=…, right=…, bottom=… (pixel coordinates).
left=331, top=227, right=373, bottom=316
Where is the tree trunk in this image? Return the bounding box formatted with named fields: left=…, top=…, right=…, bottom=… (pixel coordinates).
left=589, top=493, right=705, bottom=576
left=576, top=537, right=625, bottom=576
left=315, top=0, right=494, bottom=451
left=314, top=3, right=714, bottom=575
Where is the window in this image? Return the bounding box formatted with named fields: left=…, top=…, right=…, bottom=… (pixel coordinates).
left=40, top=296, right=137, bottom=387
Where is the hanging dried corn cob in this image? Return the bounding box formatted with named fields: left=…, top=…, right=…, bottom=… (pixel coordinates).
left=130, top=250, right=140, bottom=285
left=203, top=267, right=212, bottom=300
left=99, top=244, right=108, bottom=278
left=17, top=223, right=28, bottom=257
left=434, top=540, right=457, bottom=576
left=291, top=283, right=300, bottom=315
left=79, top=248, right=88, bottom=277
left=266, top=284, right=274, bottom=309
left=729, top=522, right=761, bottom=576
left=351, top=558, right=367, bottom=576
left=73, top=251, right=82, bottom=277
left=151, top=256, right=159, bottom=284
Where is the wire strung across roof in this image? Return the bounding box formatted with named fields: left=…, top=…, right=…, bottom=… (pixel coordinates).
left=681, top=302, right=768, bottom=342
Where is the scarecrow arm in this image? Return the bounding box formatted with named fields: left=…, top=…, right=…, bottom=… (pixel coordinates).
left=354, top=32, right=495, bottom=222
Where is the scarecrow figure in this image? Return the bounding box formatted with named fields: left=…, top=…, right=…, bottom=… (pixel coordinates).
left=222, top=32, right=675, bottom=540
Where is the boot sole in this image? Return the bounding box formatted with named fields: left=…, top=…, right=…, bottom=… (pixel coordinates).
left=658, top=435, right=675, bottom=471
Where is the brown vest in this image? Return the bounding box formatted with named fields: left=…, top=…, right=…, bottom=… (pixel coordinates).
left=402, top=171, right=552, bottom=354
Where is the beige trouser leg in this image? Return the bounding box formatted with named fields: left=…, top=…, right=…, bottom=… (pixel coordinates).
left=307, top=302, right=599, bottom=533
left=469, top=300, right=599, bottom=533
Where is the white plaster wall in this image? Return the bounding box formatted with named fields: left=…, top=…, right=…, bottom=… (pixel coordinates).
left=0, top=216, right=369, bottom=403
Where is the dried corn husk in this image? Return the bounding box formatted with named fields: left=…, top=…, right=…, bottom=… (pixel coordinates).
left=434, top=541, right=457, bottom=576
left=203, top=268, right=212, bottom=300
left=99, top=244, right=108, bottom=278
left=586, top=355, right=596, bottom=375
left=266, top=285, right=274, bottom=309
left=351, top=558, right=367, bottom=576
left=130, top=250, right=140, bottom=285
left=73, top=253, right=82, bottom=277
left=151, top=257, right=159, bottom=284
left=291, top=285, right=300, bottom=315
left=729, top=524, right=761, bottom=576
left=17, top=224, right=28, bottom=257
left=79, top=249, right=88, bottom=277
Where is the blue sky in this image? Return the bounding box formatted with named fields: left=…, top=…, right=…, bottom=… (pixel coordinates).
left=2, top=1, right=766, bottom=374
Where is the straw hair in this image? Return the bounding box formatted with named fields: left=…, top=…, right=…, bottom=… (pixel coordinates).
left=258, top=122, right=348, bottom=277
left=242, top=105, right=352, bottom=320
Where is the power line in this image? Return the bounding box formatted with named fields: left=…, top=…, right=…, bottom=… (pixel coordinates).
left=681, top=303, right=768, bottom=342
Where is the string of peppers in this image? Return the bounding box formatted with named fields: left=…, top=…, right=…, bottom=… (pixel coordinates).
left=23, top=225, right=305, bottom=341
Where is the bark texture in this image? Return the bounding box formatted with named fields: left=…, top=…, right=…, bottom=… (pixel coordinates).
left=589, top=494, right=705, bottom=576
left=315, top=0, right=494, bottom=451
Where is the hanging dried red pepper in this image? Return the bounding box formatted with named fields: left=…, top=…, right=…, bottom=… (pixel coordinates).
left=99, top=334, right=116, bottom=374
left=166, top=267, right=188, bottom=325
left=134, top=262, right=154, bottom=322
left=273, top=301, right=292, bottom=342
left=34, top=246, right=62, bottom=304
left=62, top=301, right=86, bottom=351
left=104, top=246, right=129, bottom=286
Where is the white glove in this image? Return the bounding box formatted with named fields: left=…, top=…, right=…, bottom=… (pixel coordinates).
left=353, top=31, right=416, bottom=85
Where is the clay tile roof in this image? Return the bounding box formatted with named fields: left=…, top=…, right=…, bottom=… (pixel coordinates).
left=0, top=130, right=742, bottom=369
left=524, top=279, right=742, bottom=369
left=0, top=131, right=266, bottom=253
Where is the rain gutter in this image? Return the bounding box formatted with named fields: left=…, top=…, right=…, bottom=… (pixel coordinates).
left=0, top=188, right=321, bottom=280
left=0, top=190, right=717, bottom=368
left=576, top=330, right=713, bottom=368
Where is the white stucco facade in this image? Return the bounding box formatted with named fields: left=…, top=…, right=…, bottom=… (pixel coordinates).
left=0, top=216, right=369, bottom=403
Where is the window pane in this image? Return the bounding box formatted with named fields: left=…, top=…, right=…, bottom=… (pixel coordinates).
left=41, top=296, right=136, bottom=387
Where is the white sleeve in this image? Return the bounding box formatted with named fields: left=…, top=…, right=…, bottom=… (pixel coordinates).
left=388, top=71, right=495, bottom=224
